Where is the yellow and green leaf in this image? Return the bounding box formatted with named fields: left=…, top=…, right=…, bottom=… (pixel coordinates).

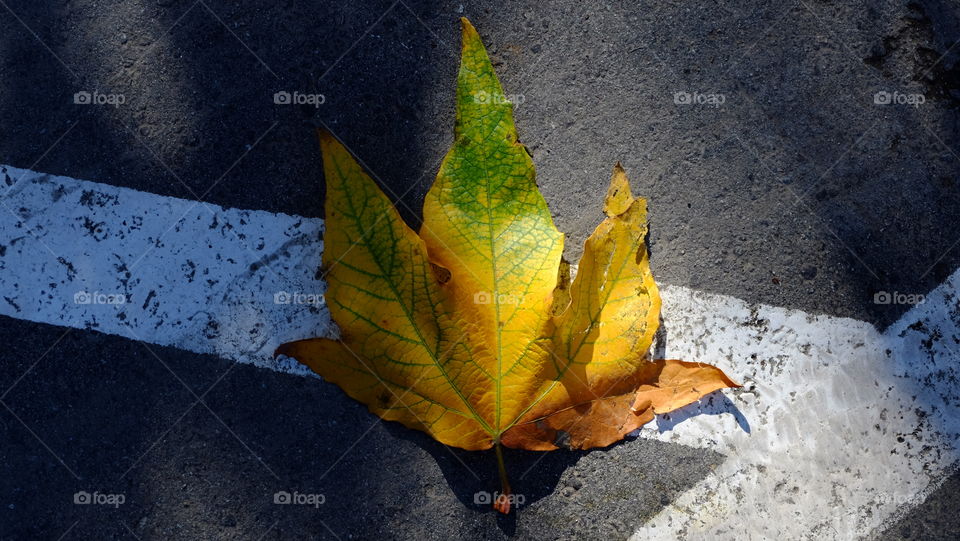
left=277, top=17, right=738, bottom=512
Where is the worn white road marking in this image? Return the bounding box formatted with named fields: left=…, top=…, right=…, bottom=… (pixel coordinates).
left=1, top=164, right=957, bottom=539
left=0, top=164, right=328, bottom=375
left=632, top=273, right=960, bottom=540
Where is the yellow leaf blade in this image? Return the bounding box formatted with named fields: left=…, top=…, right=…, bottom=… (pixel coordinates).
left=503, top=165, right=737, bottom=449
left=290, top=131, right=495, bottom=449
left=555, top=163, right=661, bottom=379
left=277, top=338, right=491, bottom=450
left=419, top=18, right=564, bottom=433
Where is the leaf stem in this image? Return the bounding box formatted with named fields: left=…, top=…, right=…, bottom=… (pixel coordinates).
left=493, top=441, right=512, bottom=514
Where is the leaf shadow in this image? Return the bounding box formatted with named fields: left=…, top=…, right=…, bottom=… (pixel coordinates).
left=654, top=391, right=751, bottom=434
left=382, top=422, right=587, bottom=535
left=652, top=310, right=750, bottom=434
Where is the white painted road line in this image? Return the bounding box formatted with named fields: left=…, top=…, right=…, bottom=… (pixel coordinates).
left=1, top=164, right=957, bottom=539
left=0, top=164, right=329, bottom=375
left=633, top=273, right=960, bottom=540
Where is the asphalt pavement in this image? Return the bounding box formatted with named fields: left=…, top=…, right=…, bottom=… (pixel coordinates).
left=1, top=0, right=959, bottom=539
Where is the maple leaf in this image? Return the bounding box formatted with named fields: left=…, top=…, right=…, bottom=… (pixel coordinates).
left=277, top=18, right=738, bottom=513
